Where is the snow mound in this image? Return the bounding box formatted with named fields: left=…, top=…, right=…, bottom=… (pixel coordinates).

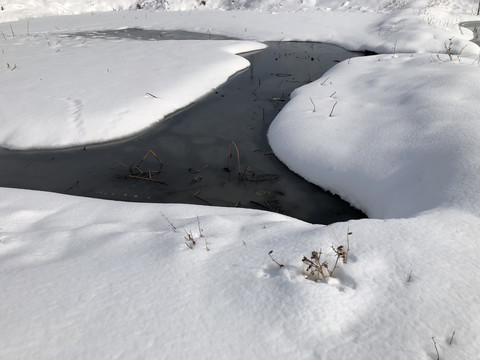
left=0, top=35, right=265, bottom=149
left=269, top=53, right=480, bottom=219
left=1, top=188, right=479, bottom=359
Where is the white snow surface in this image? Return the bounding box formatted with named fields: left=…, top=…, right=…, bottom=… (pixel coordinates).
left=0, top=36, right=265, bottom=149
left=1, top=0, right=480, bottom=149
left=1, top=1, right=480, bottom=359
left=2, top=189, right=479, bottom=359
left=269, top=53, right=480, bottom=219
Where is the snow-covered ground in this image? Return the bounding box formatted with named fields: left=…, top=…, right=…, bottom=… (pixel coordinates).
left=1, top=1, right=480, bottom=359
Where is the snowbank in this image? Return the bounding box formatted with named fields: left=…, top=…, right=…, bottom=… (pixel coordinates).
left=0, top=34, right=265, bottom=149
left=269, top=53, right=480, bottom=219
left=1, top=188, right=479, bottom=359
left=0, top=0, right=137, bottom=21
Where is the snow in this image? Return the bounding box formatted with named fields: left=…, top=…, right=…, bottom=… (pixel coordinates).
left=0, top=34, right=265, bottom=148
left=1, top=1, right=480, bottom=359
left=269, top=53, right=480, bottom=219
left=2, top=1, right=479, bottom=149
left=2, top=189, right=479, bottom=359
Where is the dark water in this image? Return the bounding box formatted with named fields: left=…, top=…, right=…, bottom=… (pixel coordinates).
left=460, top=21, right=480, bottom=45
left=67, top=28, right=237, bottom=40
left=0, top=30, right=366, bottom=224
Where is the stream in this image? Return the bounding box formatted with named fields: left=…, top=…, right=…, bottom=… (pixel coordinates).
left=0, top=30, right=367, bottom=224
left=460, top=21, right=480, bottom=45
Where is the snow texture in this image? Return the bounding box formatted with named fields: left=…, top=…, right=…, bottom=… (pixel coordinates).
left=1, top=1, right=480, bottom=359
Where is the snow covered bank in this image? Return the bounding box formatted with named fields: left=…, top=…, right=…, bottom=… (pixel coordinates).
left=0, top=34, right=264, bottom=149
left=1, top=188, right=479, bottom=359
left=269, top=53, right=480, bottom=219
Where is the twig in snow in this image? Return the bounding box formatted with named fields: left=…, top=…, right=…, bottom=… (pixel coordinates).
left=449, top=331, right=456, bottom=345
left=196, top=215, right=204, bottom=237
left=432, top=337, right=440, bottom=360
left=407, top=270, right=413, bottom=282
left=329, top=102, right=338, bottom=117
left=268, top=250, right=284, bottom=268
left=310, top=97, right=316, bottom=112
left=184, top=229, right=196, bottom=249
left=444, top=38, right=453, bottom=61
left=161, top=212, right=177, bottom=232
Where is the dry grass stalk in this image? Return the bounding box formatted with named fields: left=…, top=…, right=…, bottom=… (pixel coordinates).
left=192, top=190, right=213, bottom=206
left=449, top=331, right=456, bottom=345
left=329, top=101, right=338, bottom=117
left=125, top=149, right=167, bottom=184
left=224, top=142, right=278, bottom=184
left=135, top=149, right=162, bottom=169
left=268, top=250, right=284, bottom=268
left=310, top=97, right=316, bottom=112
left=332, top=228, right=351, bottom=264
left=432, top=337, right=440, bottom=360
left=184, top=229, right=196, bottom=249
left=190, top=175, right=202, bottom=184
left=303, top=229, right=351, bottom=281
left=407, top=270, right=413, bottom=282
left=226, top=141, right=241, bottom=174
left=161, top=212, right=176, bottom=232
left=183, top=217, right=207, bottom=251
left=196, top=216, right=204, bottom=237
left=127, top=175, right=166, bottom=184
left=444, top=38, right=453, bottom=61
